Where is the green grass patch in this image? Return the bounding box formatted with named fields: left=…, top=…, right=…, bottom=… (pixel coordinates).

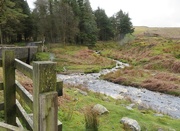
left=34, top=52, right=51, bottom=61
left=58, top=84, right=180, bottom=130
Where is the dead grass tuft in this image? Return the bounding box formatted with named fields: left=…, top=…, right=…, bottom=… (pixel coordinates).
left=154, top=73, right=180, bottom=83
left=141, top=72, right=180, bottom=95
left=21, top=83, right=33, bottom=94
left=141, top=78, right=180, bottom=95
left=171, top=61, right=180, bottom=73
left=67, top=84, right=89, bottom=92
left=58, top=93, right=72, bottom=106
left=113, top=77, right=127, bottom=84
left=84, top=105, right=99, bottom=131
left=16, top=70, right=33, bottom=94
left=0, top=68, right=3, bottom=82
left=75, top=49, right=94, bottom=59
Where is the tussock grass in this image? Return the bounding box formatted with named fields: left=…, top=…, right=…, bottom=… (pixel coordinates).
left=84, top=105, right=99, bottom=131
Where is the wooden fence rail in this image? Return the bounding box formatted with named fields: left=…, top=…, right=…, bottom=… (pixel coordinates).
left=0, top=50, right=63, bottom=131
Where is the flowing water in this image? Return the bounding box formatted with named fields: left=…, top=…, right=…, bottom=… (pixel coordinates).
left=57, top=60, right=180, bottom=119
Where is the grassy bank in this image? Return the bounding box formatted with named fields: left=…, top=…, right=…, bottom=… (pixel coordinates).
left=96, top=27, right=180, bottom=96
left=58, top=84, right=180, bottom=130
left=34, top=45, right=116, bottom=73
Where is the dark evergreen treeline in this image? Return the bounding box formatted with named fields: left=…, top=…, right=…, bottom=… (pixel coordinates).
left=0, top=0, right=134, bottom=45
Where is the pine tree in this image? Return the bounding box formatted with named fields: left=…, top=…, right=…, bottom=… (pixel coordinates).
left=94, top=7, right=114, bottom=41
left=77, top=0, right=97, bottom=45
left=0, top=0, right=26, bottom=44
left=54, top=0, right=79, bottom=44
left=13, top=0, right=33, bottom=42
left=34, top=0, right=49, bottom=42
left=115, top=10, right=134, bottom=40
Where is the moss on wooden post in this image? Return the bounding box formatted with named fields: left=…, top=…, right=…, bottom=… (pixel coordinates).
left=2, top=50, right=16, bottom=126
left=39, top=92, right=58, bottom=131
left=33, top=61, right=58, bottom=131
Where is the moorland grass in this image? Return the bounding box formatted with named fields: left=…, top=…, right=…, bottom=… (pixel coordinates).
left=97, top=27, right=180, bottom=96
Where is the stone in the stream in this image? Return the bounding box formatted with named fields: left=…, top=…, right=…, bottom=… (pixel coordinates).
left=92, top=104, right=109, bottom=115
left=136, top=99, right=142, bottom=104
left=137, top=94, right=141, bottom=97
left=119, top=89, right=128, bottom=94
left=120, top=117, right=141, bottom=131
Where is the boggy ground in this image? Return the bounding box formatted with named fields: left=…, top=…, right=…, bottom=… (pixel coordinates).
left=97, top=27, right=180, bottom=96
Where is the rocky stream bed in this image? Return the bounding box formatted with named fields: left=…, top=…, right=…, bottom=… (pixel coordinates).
left=57, top=60, right=180, bottom=119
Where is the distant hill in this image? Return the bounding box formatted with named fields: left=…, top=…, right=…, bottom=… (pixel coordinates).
left=134, top=26, right=180, bottom=39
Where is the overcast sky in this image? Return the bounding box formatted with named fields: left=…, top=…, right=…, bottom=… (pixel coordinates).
left=27, top=0, right=180, bottom=27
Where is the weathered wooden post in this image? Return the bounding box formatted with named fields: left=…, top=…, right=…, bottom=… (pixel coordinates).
left=2, top=50, right=16, bottom=125
left=33, top=61, right=58, bottom=131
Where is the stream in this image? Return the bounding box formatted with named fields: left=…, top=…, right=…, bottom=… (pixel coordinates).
left=57, top=60, right=180, bottom=119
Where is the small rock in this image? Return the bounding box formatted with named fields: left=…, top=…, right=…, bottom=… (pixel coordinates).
left=120, top=117, right=141, bottom=131
left=158, top=128, right=164, bottom=131
left=138, top=104, right=149, bottom=110
left=102, top=96, right=110, bottom=102
left=141, top=89, right=146, bottom=93
left=74, top=90, right=78, bottom=96
left=137, top=94, right=141, bottom=97
left=154, top=113, right=164, bottom=117
left=136, top=99, right=142, bottom=105
left=126, top=103, right=136, bottom=110
left=116, top=95, right=124, bottom=100
left=73, top=98, right=78, bottom=101
left=120, top=104, right=126, bottom=107
left=126, top=106, right=133, bottom=110
left=92, top=104, right=109, bottom=115
left=119, top=89, right=128, bottom=93
left=169, top=128, right=176, bottom=131
left=138, top=105, right=144, bottom=110
left=129, top=104, right=136, bottom=108
left=76, top=89, right=88, bottom=96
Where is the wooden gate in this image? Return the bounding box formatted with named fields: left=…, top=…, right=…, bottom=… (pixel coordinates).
left=0, top=50, right=62, bottom=131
